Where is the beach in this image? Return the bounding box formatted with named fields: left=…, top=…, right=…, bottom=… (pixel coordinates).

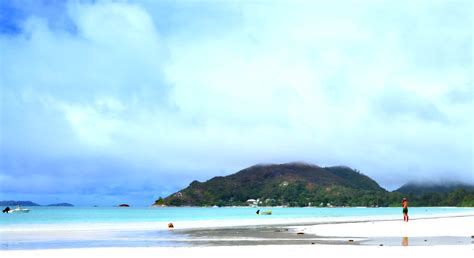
left=1, top=211, right=473, bottom=258
left=3, top=244, right=472, bottom=258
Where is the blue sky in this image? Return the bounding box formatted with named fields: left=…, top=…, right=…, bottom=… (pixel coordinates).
left=0, top=0, right=472, bottom=206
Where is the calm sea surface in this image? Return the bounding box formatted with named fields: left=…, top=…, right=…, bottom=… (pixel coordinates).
left=1, top=206, right=473, bottom=226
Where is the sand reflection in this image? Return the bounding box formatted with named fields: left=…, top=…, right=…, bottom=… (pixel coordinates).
left=402, top=237, right=409, bottom=246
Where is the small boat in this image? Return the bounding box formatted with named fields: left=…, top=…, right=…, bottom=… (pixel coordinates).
left=256, top=209, right=272, bottom=215
left=8, top=205, right=30, bottom=213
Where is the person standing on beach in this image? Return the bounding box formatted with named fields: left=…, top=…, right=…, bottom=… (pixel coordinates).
left=402, top=198, right=409, bottom=222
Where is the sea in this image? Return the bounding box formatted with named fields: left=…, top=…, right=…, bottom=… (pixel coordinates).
left=1, top=207, right=473, bottom=250
left=1, top=206, right=473, bottom=226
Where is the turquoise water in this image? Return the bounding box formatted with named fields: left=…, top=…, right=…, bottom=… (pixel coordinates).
left=1, top=207, right=473, bottom=226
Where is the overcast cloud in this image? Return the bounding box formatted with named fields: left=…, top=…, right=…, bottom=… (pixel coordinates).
left=0, top=0, right=472, bottom=206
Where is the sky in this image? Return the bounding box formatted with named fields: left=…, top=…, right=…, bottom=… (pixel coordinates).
left=0, top=0, right=472, bottom=206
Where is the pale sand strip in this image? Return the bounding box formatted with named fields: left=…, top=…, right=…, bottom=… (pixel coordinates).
left=292, top=214, right=474, bottom=237
left=2, top=244, right=473, bottom=258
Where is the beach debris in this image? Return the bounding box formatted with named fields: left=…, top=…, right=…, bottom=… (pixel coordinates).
left=168, top=223, right=174, bottom=229
left=297, top=232, right=305, bottom=235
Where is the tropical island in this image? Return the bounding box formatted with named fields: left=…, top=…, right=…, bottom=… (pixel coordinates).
left=155, top=163, right=474, bottom=207
left=0, top=201, right=74, bottom=207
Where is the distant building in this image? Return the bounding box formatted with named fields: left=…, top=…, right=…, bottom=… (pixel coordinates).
left=246, top=199, right=258, bottom=207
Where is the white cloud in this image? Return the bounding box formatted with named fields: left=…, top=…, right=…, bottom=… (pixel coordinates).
left=0, top=0, right=472, bottom=204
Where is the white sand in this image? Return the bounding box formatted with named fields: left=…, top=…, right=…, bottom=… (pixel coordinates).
left=292, top=214, right=474, bottom=237
left=1, top=214, right=473, bottom=258
left=2, top=244, right=473, bottom=258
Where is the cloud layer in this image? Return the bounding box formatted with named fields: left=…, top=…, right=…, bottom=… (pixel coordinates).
left=1, top=0, right=472, bottom=205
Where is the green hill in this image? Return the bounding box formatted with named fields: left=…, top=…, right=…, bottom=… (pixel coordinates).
left=395, top=182, right=474, bottom=206
left=161, top=163, right=387, bottom=207
left=0, top=201, right=75, bottom=207
left=47, top=203, right=74, bottom=207
left=0, top=200, right=40, bottom=206
left=395, top=182, right=474, bottom=195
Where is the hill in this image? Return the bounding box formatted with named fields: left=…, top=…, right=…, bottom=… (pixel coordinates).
left=395, top=182, right=474, bottom=195
left=0, top=200, right=40, bottom=206
left=160, top=163, right=387, bottom=207
left=47, top=203, right=74, bottom=207
left=395, top=182, right=474, bottom=206
left=0, top=201, right=75, bottom=207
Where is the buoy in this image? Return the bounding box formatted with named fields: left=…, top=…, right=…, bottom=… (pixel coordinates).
left=168, top=223, right=174, bottom=229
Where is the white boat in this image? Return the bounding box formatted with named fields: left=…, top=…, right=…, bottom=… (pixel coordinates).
left=8, top=205, right=30, bottom=213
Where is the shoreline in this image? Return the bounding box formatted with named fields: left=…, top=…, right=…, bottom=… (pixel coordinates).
left=1, top=210, right=473, bottom=232
left=1, top=212, right=473, bottom=251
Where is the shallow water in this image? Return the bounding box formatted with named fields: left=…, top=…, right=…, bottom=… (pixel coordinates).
left=1, top=207, right=472, bottom=226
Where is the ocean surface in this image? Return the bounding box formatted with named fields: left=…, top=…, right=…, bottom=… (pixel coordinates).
left=1, top=206, right=473, bottom=226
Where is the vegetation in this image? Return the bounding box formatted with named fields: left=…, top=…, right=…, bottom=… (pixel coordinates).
left=46, top=203, right=74, bottom=207
left=157, top=163, right=474, bottom=207
left=0, top=201, right=40, bottom=206
left=395, top=182, right=474, bottom=195
left=0, top=201, right=74, bottom=207
left=395, top=185, right=474, bottom=207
